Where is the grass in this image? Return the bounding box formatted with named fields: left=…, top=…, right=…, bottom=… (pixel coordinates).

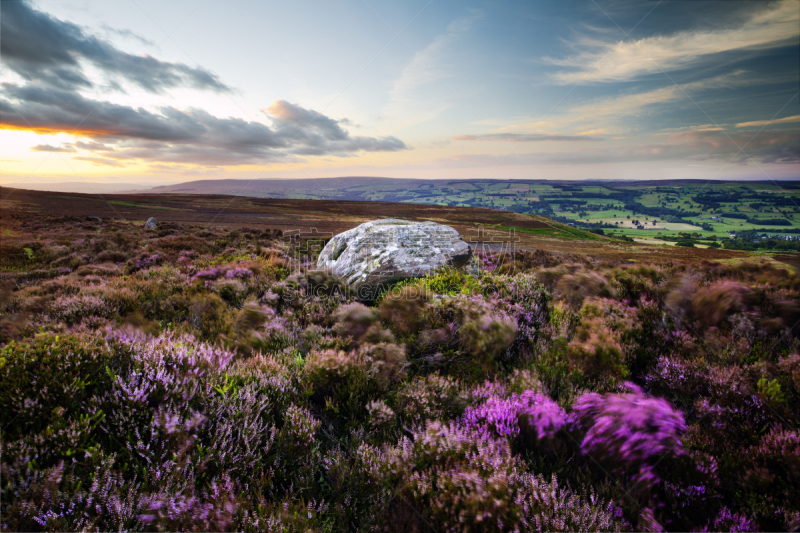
left=496, top=224, right=601, bottom=241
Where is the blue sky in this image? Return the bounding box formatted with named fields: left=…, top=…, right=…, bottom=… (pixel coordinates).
left=1, top=0, right=798, bottom=185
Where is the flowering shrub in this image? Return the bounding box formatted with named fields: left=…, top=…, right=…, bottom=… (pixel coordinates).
left=377, top=283, right=430, bottom=337
left=692, top=280, right=755, bottom=329
left=554, top=269, right=617, bottom=307
left=396, top=373, right=467, bottom=424
left=126, top=252, right=162, bottom=273
left=333, top=301, right=379, bottom=341
left=226, top=266, right=253, bottom=279
left=645, top=355, right=708, bottom=398
left=356, top=422, right=621, bottom=532
left=302, top=349, right=369, bottom=400
left=49, top=294, right=114, bottom=324
left=3, top=215, right=800, bottom=532
left=573, top=383, right=686, bottom=490
left=566, top=317, right=627, bottom=380
left=423, top=294, right=518, bottom=375
left=366, top=399, right=395, bottom=430
left=462, top=389, right=566, bottom=445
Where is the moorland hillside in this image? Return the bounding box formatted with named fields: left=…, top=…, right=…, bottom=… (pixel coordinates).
left=1, top=190, right=798, bottom=531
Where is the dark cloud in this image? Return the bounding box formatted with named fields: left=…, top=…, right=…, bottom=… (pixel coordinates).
left=266, top=100, right=349, bottom=141
left=0, top=1, right=407, bottom=167
left=452, top=133, right=601, bottom=142
left=0, top=1, right=230, bottom=93
left=74, top=141, right=115, bottom=151
left=0, top=85, right=407, bottom=166
left=31, top=144, right=76, bottom=153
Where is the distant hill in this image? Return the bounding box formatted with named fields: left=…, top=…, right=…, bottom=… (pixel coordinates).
left=137, top=177, right=452, bottom=199
left=3, top=181, right=157, bottom=194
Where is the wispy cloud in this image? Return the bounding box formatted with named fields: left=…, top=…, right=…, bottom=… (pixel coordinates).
left=737, top=114, right=800, bottom=128
left=452, top=133, right=600, bottom=142
left=546, top=0, right=798, bottom=85
left=385, top=11, right=482, bottom=130
left=441, top=129, right=800, bottom=166
left=490, top=70, right=753, bottom=136
left=73, top=156, right=126, bottom=167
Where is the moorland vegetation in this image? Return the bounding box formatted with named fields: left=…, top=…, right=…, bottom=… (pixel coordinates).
left=1, top=212, right=799, bottom=532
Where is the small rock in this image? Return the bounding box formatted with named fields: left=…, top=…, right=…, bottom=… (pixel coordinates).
left=144, top=217, right=158, bottom=230
left=317, top=218, right=478, bottom=300
left=85, top=216, right=102, bottom=223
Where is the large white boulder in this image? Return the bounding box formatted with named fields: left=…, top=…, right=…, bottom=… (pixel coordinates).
left=317, top=219, right=478, bottom=299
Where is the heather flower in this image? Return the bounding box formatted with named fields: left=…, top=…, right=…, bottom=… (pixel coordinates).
left=476, top=251, right=498, bottom=272
left=462, top=394, right=523, bottom=438
left=356, top=422, right=621, bottom=532
left=367, top=399, right=395, bottom=430
left=50, top=294, right=113, bottom=324
left=260, top=287, right=281, bottom=307
left=396, top=373, right=466, bottom=424
left=704, top=506, right=756, bottom=533
left=139, top=475, right=238, bottom=532
left=645, top=355, right=707, bottom=397
left=127, top=253, right=162, bottom=273
left=191, top=266, right=226, bottom=281
left=519, top=390, right=567, bottom=442
left=573, top=383, right=686, bottom=489
left=778, top=353, right=800, bottom=392
left=225, top=266, right=253, bottom=279
left=694, top=364, right=774, bottom=439
left=462, top=389, right=566, bottom=443
left=249, top=305, right=297, bottom=354
left=280, top=404, right=320, bottom=449
left=486, top=273, right=551, bottom=353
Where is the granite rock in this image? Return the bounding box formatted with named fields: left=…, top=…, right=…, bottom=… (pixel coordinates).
left=317, top=219, right=478, bottom=299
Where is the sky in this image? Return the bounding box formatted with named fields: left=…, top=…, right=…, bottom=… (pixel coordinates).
left=1, top=0, right=799, bottom=187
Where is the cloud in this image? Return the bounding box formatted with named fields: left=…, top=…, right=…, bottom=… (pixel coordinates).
left=491, top=70, right=764, bottom=137
left=73, top=156, right=126, bottom=167
left=0, top=1, right=230, bottom=93
left=439, top=129, right=800, bottom=167
left=74, top=141, right=115, bottom=151
left=452, top=133, right=600, bottom=142
left=736, top=115, right=800, bottom=128
left=0, top=2, right=407, bottom=168
left=0, top=86, right=407, bottom=166
left=265, top=100, right=348, bottom=141
left=546, top=0, right=799, bottom=84
left=31, top=144, right=76, bottom=153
